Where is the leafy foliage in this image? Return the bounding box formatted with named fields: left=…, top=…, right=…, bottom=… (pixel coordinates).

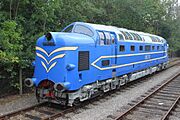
left=0, top=0, right=179, bottom=93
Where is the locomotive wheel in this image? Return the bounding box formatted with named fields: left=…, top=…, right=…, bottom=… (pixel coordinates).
left=73, top=98, right=81, bottom=106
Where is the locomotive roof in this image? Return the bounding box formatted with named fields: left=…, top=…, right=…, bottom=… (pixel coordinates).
left=76, top=22, right=166, bottom=44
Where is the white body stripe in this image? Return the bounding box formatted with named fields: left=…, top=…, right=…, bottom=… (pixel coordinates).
left=91, top=51, right=167, bottom=70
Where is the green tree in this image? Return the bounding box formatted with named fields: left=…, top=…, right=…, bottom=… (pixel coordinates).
left=0, top=21, right=23, bottom=91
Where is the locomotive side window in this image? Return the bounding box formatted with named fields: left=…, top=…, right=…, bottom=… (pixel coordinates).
left=134, top=34, right=139, bottom=40
left=129, top=33, right=135, bottom=40
left=110, top=33, right=115, bottom=44
left=152, top=37, right=155, bottom=42
left=121, top=31, right=129, bottom=40
left=139, top=46, right=143, bottom=51
left=155, top=37, right=159, bottom=42
left=102, top=60, right=110, bottom=66
left=98, top=32, right=105, bottom=45
left=136, top=34, right=142, bottom=41
left=74, top=25, right=94, bottom=37
left=152, top=46, right=155, bottom=50
left=151, top=36, right=158, bottom=42
left=145, top=45, right=151, bottom=51
left=131, top=33, right=138, bottom=40
left=131, top=45, right=135, bottom=51
left=138, top=34, right=142, bottom=41
left=125, top=32, right=133, bottom=40
left=118, top=34, right=124, bottom=41
left=104, top=32, right=111, bottom=45
left=157, top=37, right=161, bottom=42
left=157, top=46, right=160, bottom=50
left=119, top=45, right=125, bottom=52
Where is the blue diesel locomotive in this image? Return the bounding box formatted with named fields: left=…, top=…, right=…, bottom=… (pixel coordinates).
left=25, top=22, right=169, bottom=106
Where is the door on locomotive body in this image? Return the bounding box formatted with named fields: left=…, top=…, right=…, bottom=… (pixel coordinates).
left=110, top=32, right=118, bottom=77
left=97, top=30, right=117, bottom=78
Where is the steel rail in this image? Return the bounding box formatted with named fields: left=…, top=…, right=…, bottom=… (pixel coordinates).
left=115, top=72, right=180, bottom=120
left=42, top=107, right=76, bottom=120
left=0, top=102, right=46, bottom=120
left=161, top=95, right=180, bottom=120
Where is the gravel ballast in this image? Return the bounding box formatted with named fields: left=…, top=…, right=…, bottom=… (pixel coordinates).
left=58, top=65, right=180, bottom=120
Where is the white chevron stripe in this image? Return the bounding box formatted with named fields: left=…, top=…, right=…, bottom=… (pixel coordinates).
left=37, top=53, right=49, bottom=64
left=49, top=47, right=78, bottom=56
left=36, top=53, right=65, bottom=64
left=36, top=47, right=49, bottom=56
left=36, top=46, right=78, bottom=57
left=41, top=61, right=57, bottom=73
left=49, top=54, right=65, bottom=63
left=41, top=61, right=48, bottom=72
left=47, top=62, right=57, bottom=72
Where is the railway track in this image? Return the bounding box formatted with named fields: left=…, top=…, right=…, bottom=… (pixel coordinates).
left=0, top=102, right=75, bottom=120
left=0, top=60, right=180, bottom=120
left=167, top=97, right=180, bottom=120
left=114, top=72, right=180, bottom=120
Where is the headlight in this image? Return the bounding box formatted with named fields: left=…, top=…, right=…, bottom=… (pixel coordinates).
left=45, top=33, right=52, bottom=41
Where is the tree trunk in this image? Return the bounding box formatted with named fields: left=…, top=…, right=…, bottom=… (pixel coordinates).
left=19, top=68, right=23, bottom=95
left=43, top=19, right=47, bottom=32
left=15, top=0, right=20, bottom=19
left=10, top=0, right=12, bottom=19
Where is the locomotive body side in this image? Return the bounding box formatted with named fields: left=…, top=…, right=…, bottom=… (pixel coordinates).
left=25, top=22, right=169, bottom=106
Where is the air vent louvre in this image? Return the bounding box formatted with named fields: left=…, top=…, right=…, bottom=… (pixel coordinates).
left=78, top=51, right=89, bottom=71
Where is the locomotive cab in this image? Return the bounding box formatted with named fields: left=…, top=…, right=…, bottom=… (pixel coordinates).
left=27, top=22, right=97, bottom=105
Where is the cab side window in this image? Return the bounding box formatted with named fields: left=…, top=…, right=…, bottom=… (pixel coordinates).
left=63, top=25, right=74, bottom=32
left=74, top=25, right=94, bottom=37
